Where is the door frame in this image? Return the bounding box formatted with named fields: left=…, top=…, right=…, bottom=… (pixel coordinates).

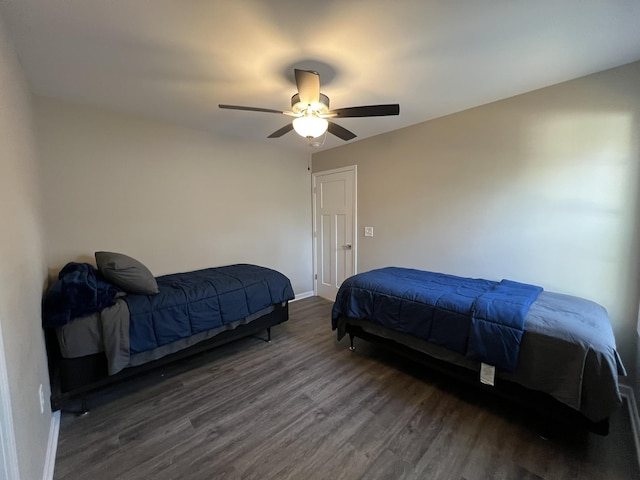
left=312, top=165, right=358, bottom=297
left=0, top=321, right=20, bottom=480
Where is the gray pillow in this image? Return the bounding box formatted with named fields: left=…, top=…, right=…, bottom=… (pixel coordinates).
left=95, top=251, right=160, bottom=295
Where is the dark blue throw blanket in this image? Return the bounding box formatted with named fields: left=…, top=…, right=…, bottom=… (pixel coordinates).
left=43, top=262, right=120, bottom=328
left=331, top=267, right=543, bottom=372
left=124, top=264, right=295, bottom=354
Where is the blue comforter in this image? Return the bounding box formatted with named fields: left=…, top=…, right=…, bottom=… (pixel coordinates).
left=331, top=267, right=542, bottom=372
left=124, top=264, right=295, bottom=354
left=43, top=262, right=120, bottom=328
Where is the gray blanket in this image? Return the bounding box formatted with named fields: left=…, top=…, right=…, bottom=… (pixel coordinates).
left=55, top=299, right=130, bottom=374
left=56, top=299, right=276, bottom=375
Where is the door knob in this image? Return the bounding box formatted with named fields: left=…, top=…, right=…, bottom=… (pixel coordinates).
left=342, top=244, right=352, bottom=250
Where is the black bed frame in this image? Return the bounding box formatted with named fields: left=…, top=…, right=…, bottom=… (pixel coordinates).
left=342, top=322, right=611, bottom=436
left=46, top=302, right=289, bottom=412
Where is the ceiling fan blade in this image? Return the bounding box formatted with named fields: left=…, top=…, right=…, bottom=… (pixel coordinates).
left=328, top=104, right=400, bottom=118
left=268, top=123, right=294, bottom=138
left=294, top=69, right=320, bottom=105
left=328, top=121, right=357, bottom=141
left=219, top=104, right=286, bottom=115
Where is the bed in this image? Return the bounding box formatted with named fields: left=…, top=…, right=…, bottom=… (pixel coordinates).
left=43, top=252, right=295, bottom=411
left=331, top=267, right=626, bottom=435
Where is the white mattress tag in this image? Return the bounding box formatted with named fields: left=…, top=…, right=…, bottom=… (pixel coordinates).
left=480, top=363, right=495, bottom=386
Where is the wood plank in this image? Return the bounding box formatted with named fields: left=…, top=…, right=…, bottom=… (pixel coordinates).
left=54, top=297, right=639, bottom=480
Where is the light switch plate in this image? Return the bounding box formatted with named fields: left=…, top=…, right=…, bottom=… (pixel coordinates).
left=364, top=227, right=374, bottom=237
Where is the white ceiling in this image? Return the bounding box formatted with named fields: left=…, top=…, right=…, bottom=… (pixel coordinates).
left=2, top=0, right=640, bottom=152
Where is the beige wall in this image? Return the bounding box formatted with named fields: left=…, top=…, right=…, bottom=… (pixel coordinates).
left=36, top=98, right=313, bottom=295
left=0, top=13, right=51, bottom=480
left=313, top=62, right=640, bottom=374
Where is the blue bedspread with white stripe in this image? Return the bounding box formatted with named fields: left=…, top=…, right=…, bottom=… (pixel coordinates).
left=331, top=267, right=542, bottom=372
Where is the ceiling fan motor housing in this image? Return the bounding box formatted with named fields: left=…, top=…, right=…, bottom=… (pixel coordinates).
left=291, top=93, right=330, bottom=115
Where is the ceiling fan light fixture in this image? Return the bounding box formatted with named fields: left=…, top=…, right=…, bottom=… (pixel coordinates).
left=292, top=114, right=328, bottom=138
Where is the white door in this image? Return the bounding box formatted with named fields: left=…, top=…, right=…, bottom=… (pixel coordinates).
left=313, top=166, right=356, bottom=301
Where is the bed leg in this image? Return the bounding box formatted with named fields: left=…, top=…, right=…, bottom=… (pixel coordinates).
left=349, top=333, right=356, bottom=351
left=62, top=397, right=90, bottom=417
left=267, top=327, right=272, bottom=343
left=78, top=397, right=90, bottom=417
left=536, top=416, right=554, bottom=440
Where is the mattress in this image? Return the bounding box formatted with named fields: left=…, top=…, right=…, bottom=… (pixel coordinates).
left=55, top=263, right=295, bottom=375
left=332, top=267, right=543, bottom=371
left=334, top=288, right=626, bottom=422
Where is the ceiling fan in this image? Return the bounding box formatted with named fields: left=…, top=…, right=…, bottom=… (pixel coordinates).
left=219, top=69, right=400, bottom=145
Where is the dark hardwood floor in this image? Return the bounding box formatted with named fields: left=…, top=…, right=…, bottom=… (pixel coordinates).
left=54, top=297, right=639, bottom=480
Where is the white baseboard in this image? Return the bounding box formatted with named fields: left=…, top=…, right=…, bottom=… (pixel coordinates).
left=620, top=384, right=640, bottom=470
left=292, top=291, right=314, bottom=302
left=42, top=410, right=60, bottom=480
